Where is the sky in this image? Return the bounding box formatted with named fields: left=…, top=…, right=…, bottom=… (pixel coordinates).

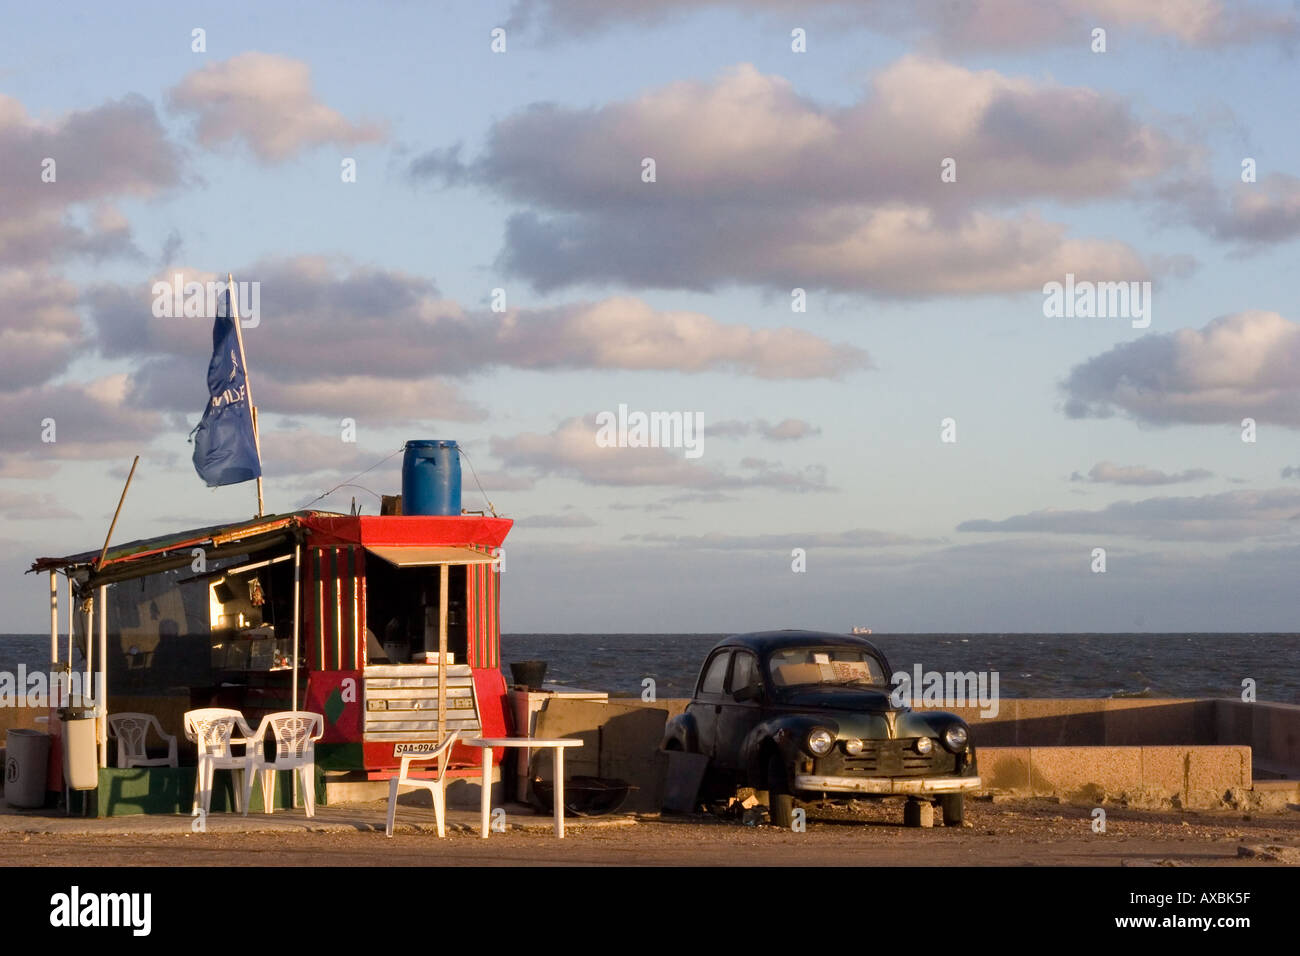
left=1, top=0, right=1299, bottom=633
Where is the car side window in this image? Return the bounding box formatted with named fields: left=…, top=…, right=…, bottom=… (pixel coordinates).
left=728, top=651, right=758, bottom=697
left=699, top=651, right=731, bottom=696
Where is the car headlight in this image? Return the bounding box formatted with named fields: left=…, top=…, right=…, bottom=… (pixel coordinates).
left=844, top=738, right=864, bottom=755
left=914, top=736, right=933, bottom=755
left=942, top=725, right=969, bottom=752
left=806, top=728, right=835, bottom=756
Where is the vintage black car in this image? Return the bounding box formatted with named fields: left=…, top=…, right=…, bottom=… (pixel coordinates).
left=662, top=630, right=980, bottom=827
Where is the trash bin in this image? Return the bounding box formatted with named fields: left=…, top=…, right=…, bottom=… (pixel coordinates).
left=4, top=729, right=51, bottom=808
left=57, top=708, right=98, bottom=791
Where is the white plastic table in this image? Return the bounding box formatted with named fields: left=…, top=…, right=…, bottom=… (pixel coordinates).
left=463, top=737, right=583, bottom=838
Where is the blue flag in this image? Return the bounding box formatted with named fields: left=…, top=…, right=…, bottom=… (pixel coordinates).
left=192, top=289, right=262, bottom=487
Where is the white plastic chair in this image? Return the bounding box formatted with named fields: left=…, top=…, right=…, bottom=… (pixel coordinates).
left=107, top=713, right=178, bottom=769
left=183, top=707, right=256, bottom=815
left=385, top=731, right=460, bottom=838
left=241, top=711, right=325, bottom=817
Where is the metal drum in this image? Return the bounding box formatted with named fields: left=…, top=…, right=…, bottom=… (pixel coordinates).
left=401, top=440, right=461, bottom=516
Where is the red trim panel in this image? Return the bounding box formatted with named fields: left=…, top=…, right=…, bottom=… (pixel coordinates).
left=307, top=670, right=362, bottom=744
left=303, top=514, right=512, bottom=549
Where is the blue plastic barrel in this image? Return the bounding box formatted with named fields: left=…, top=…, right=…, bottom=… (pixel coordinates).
left=401, top=440, right=462, bottom=516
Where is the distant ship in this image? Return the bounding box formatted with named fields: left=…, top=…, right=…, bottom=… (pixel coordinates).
left=851, top=626, right=872, bottom=635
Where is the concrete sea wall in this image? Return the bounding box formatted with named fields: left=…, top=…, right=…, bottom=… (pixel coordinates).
left=532, top=696, right=1300, bottom=812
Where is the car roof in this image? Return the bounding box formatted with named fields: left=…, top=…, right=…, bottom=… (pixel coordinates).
left=714, top=629, right=886, bottom=657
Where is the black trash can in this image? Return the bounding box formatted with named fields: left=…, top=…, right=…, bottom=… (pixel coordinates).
left=509, top=660, right=548, bottom=689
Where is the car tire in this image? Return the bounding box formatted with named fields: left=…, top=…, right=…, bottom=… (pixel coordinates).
left=766, top=753, right=795, bottom=829
left=939, top=793, right=964, bottom=827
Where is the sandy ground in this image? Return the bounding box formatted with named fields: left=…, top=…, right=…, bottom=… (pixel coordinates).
left=2, top=796, right=1298, bottom=866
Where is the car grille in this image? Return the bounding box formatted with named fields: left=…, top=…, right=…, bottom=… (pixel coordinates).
left=831, top=739, right=955, bottom=777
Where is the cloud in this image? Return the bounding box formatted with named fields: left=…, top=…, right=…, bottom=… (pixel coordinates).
left=420, top=59, right=1170, bottom=295
left=0, top=94, right=179, bottom=389
left=0, top=94, right=178, bottom=273
left=626, top=528, right=940, bottom=549
left=490, top=417, right=832, bottom=492
left=1285, top=466, right=1300, bottom=479
left=0, top=271, right=84, bottom=391
left=503, top=205, right=1149, bottom=296
left=254, top=428, right=393, bottom=480
left=0, top=490, right=77, bottom=521
left=958, top=487, right=1300, bottom=541
left=90, top=259, right=863, bottom=421
left=0, top=376, right=163, bottom=467
left=1062, top=310, right=1300, bottom=426
left=0, top=91, right=186, bottom=416
left=168, top=53, right=384, bottom=162
left=512, top=511, right=598, bottom=528
left=469, top=470, right=537, bottom=492
left=470, top=57, right=1175, bottom=206
left=1071, top=461, right=1214, bottom=485
left=471, top=297, right=867, bottom=378
left=0, top=93, right=181, bottom=222
left=261, top=377, right=487, bottom=423
left=508, top=0, right=1299, bottom=50
left=707, top=418, right=822, bottom=441
left=1179, top=173, right=1300, bottom=244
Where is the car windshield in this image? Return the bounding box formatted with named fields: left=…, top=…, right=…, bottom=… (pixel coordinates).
left=767, top=646, right=888, bottom=689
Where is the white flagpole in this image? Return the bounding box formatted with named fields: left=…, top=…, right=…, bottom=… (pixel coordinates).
left=227, top=273, right=265, bottom=517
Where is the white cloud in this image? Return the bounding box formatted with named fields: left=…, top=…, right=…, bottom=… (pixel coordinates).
left=168, top=53, right=384, bottom=162
left=512, top=512, right=598, bottom=528
left=959, top=487, right=1300, bottom=541
left=626, top=528, right=939, bottom=549
left=509, top=0, right=1298, bottom=49
left=0, top=271, right=84, bottom=391
left=1063, top=311, right=1300, bottom=426
left=92, top=259, right=864, bottom=421
left=0, top=490, right=76, bottom=521
left=491, top=417, right=832, bottom=492
left=707, top=418, right=822, bottom=441
left=1183, top=173, right=1300, bottom=243
left=0, top=376, right=162, bottom=467
left=424, top=58, right=1170, bottom=294
left=1072, top=462, right=1214, bottom=485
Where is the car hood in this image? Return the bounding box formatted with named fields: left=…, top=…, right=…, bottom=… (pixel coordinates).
left=775, top=686, right=897, bottom=712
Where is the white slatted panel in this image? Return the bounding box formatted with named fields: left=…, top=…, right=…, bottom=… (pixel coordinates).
left=363, top=665, right=481, bottom=742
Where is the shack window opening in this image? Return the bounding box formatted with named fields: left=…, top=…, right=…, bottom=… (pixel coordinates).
left=364, top=560, right=467, bottom=666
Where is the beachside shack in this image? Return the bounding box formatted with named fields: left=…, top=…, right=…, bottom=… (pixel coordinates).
left=28, top=500, right=513, bottom=813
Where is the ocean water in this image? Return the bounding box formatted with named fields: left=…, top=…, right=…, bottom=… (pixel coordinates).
left=499, top=633, right=1300, bottom=701
left=6, top=633, right=1298, bottom=702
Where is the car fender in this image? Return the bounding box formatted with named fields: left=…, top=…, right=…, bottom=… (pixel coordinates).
left=740, top=714, right=841, bottom=788
left=661, top=711, right=700, bottom=753
left=899, top=709, right=979, bottom=773
left=900, top=709, right=977, bottom=752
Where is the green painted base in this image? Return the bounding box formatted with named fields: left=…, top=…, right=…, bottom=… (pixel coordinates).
left=87, top=765, right=326, bottom=817
left=315, top=743, right=363, bottom=771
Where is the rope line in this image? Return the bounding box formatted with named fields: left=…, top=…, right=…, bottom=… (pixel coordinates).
left=299, top=445, right=405, bottom=510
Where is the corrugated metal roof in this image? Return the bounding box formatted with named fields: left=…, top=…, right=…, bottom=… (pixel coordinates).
left=28, top=512, right=316, bottom=575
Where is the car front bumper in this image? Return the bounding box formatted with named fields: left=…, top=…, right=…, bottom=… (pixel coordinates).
left=794, top=774, right=981, bottom=795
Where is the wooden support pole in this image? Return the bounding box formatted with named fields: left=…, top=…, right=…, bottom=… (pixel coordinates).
left=438, top=563, right=449, bottom=774
left=98, top=456, right=138, bottom=569
left=49, top=572, right=57, bottom=667
left=97, top=584, right=107, bottom=768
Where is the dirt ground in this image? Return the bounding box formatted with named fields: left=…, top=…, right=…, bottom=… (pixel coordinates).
left=3, top=797, right=1298, bottom=866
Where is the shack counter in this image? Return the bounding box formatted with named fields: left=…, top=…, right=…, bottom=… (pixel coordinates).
left=30, top=509, right=514, bottom=788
